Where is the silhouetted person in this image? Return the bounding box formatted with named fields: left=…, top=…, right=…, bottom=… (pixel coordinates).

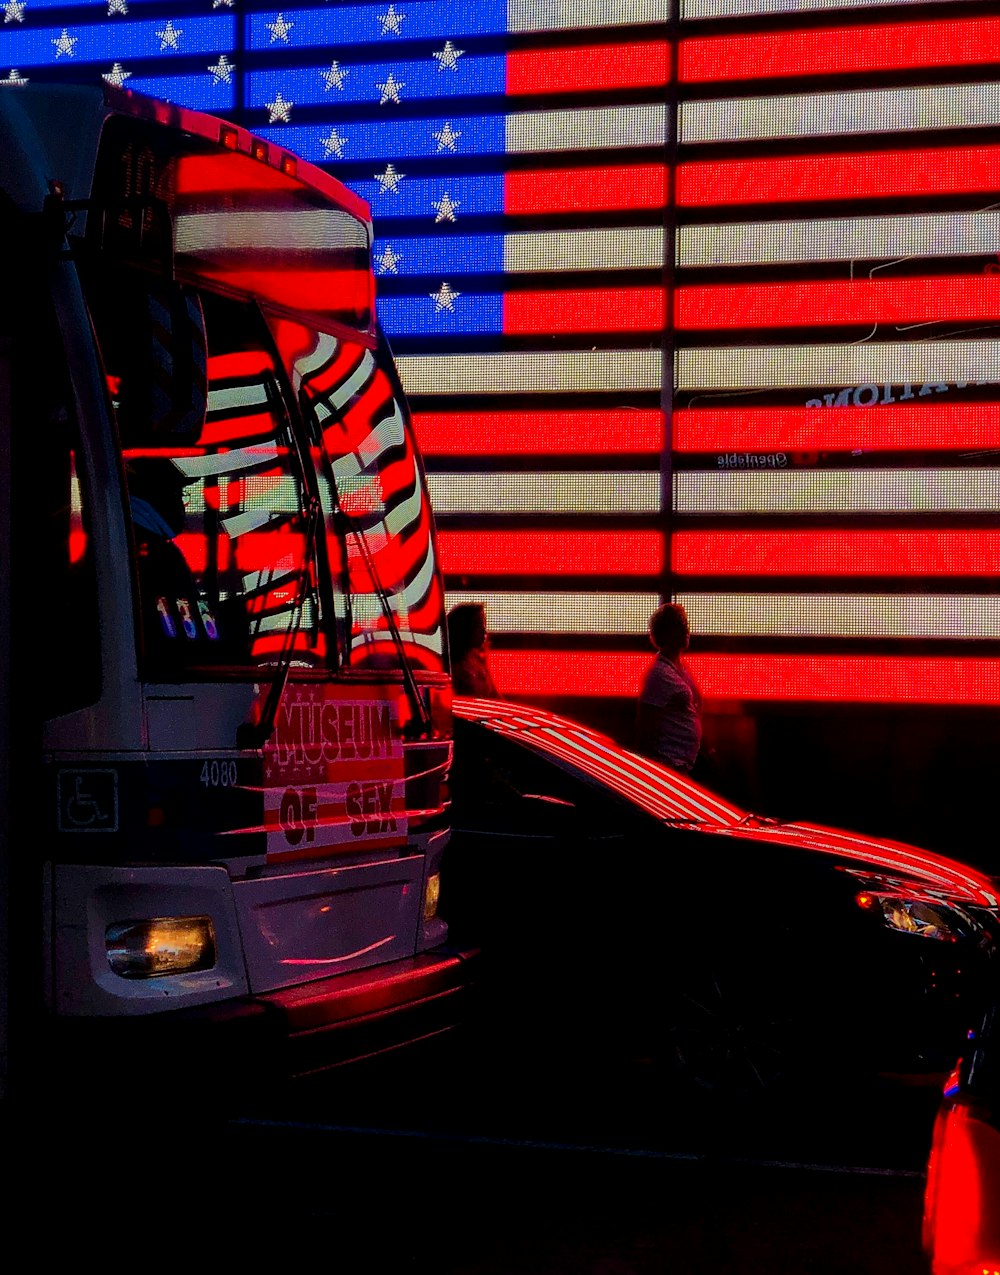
left=636, top=602, right=702, bottom=774
left=447, top=602, right=501, bottom=698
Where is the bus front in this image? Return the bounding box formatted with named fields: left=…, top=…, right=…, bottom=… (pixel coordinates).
left=3, top=85, right=470, bottom=1090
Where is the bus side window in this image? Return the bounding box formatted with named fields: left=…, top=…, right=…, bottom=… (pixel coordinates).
left=107, top=280, right=227, bottom=667
left=86, top=272, right=251, bottom=669
left=126, top=453, right=224, bottom=662
left=116, top=284, right=208, bottom=448
left=35, top=350, right=101, bottom=715
left=0, top=205, right=103, bottom=717
left=120, top=286, right=319, bottom=672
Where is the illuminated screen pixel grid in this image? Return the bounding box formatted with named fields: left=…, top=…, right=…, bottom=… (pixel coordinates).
left=5, top=0, right=997, bottom=704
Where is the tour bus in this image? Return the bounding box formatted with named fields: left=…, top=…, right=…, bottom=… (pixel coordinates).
left=0, top=83, right=471, bottom=1097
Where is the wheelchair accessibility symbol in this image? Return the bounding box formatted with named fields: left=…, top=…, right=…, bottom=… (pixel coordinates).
left=57, top=770, right=119, bottom=833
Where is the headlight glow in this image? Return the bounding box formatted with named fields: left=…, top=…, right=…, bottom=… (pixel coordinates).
left=856, top=892, right=971, bottom=943
left=106, top=916, right=217, bottom=978
left=423, top=871, right=441, bottom=921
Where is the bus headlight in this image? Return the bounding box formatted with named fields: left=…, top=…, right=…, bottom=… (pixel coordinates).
left=423, top=872, right=441, bottom=922
left=106, top=916, right=217, bottom=978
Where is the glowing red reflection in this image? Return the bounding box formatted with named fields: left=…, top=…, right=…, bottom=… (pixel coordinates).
left=487, top=651, right=1000, bottom=707
left=437, top=530, right=663, bottom=575
left=677, top=277, right=1000, bottom=329
left=678, top=146, right=1000, bottom=207
left=506, top=165, right=667, bottom=214
left=506, top=288, right=664, bottom=333
left=673, top=405, right=1000, bottom=452
left=924, top=1099, right=1000, bottom=1275
left=508, top=42, right=669, bottom=93
left=414, top=409, right=663, bottom=456
left=671, top=531, right=1000, bottom=578
left=681, top=18, right=1000, bottom=82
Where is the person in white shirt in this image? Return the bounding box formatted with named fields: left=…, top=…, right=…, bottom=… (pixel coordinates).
left=636, top=602, right=702, bottom=774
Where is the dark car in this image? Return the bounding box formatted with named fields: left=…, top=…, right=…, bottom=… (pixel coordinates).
left=442, top=697, right=1000, bottom=1094
left=923, top=978, right=1000, bottom=1275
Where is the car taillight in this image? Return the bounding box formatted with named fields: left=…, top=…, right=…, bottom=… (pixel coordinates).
left=924, top=1097, right=1000, bottom=1274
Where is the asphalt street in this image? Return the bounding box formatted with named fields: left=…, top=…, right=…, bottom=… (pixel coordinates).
left=212, top=1035, right=937, bottom=1272
left=27, top=1030, right=939, bottom=1271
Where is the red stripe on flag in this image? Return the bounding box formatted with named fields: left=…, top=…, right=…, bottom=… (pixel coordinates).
left=413, top=410, right=663, bottom=455
left=507, top=42, right=669, bottom=94
left=505, top=165, right=667, bottom=214
left=492, top=651, right=1000, bottom=704
left=491, top=651, right=653, bottom=699
left=673, top=405, right=1000, bottom=451
left=505, top=288, right=665, bottom=334
left=680, top=18, right=1000, bottom=82
left=677, top=147, right=1000, bottom=207
left=438, top=530, right=664, bottom=575
left=671, top=531, right=1000, bottom=577
left=689, top=655, right=1000, bottom=705
left=676, top=277, right=1000, bottom=329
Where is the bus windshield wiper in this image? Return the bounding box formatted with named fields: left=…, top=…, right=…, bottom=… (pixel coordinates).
left=337, top=502, right=430, bottom=738
left=238, top=495, right=321, bottom=749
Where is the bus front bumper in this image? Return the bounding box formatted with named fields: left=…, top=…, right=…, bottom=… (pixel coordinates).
left=49, top=945, right=479, bottom=1098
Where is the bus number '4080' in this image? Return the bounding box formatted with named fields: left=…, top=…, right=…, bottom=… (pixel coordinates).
left=200, top=760, right=239, bottom=787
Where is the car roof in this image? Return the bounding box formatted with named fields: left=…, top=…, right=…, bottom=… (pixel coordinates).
left=452, top=697, right=1000, bottom=907
left=452, top=695, right=746, bottom=827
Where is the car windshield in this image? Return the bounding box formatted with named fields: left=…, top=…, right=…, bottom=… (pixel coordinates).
left=454, top=700, right=747, bottom=828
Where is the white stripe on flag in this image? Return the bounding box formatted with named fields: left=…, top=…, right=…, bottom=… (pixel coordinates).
left=678, top=212, right=1000, bottom=269
left=676, top=340, right=1000, bottom=390
left=674, top=468, right=1000, bottom=515
left=398, top=349, right=662, bottom=395
left=505, top=227, right=664, bottom=273
left=510, top=0, right=673, bottom=32
left=428, top=472, right=661, bottom=514
left=676, top=593, right=1000, bottom=640
left=682, top=0, right=930, bottom=17
left=507, top=104, right=666, bottom=153
left=445, top=590, right=661, bottom=632
left=446, top=589, right=1000, bottom=639
left=681, top=83, right=1000, bottom=145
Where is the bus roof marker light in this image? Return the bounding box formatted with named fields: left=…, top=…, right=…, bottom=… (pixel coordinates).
left=252, top=140, right=268, bottom=164
left=280, top=154, right=297, bottom=178
left=219, top=125, right=238, bottom=150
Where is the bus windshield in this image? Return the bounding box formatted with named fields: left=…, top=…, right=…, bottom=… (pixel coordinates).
left=269, top=316, right=446, bottom=674
left=80, top=110, right=445, bottom=678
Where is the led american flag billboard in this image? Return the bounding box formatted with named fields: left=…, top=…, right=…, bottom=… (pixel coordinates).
left=3, top=0, right=998, bottom=706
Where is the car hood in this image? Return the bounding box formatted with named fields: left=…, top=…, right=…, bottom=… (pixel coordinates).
left=708, top=818, right=1000, bottom=909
